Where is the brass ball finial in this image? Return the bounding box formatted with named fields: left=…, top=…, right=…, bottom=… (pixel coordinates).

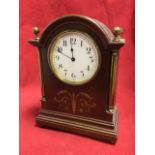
left=112, top=26, right=123, bottom=41
left=32, top=27, right=40, bottom=39
left=32, top=27, right=40, bottom=35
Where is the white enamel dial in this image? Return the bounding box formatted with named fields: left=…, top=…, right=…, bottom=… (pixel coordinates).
left=48, top=31, right=100, bottom=85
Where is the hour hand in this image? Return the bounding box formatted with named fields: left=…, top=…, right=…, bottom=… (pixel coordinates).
left=71, top=46, right=74, bottom=57
left=70, top=46, right=75, bottom=61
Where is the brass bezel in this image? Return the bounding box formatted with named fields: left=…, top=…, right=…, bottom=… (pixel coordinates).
left=47, top=30, right=101, bottom=86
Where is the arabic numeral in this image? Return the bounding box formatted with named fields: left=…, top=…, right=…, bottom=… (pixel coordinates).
left=63, top=40, right=67, bottom=46
left=58, top=64, right=63, bottom=69
left=86, top=47, right=91, bottom=54
left=70, top=38, right=76, bottom=45
left=55, top=55, right=60, bottom=60
left=80, top=71, right=85, bottom=77
left=71, top=73, right=76, bottom=79
left=87, top=65, right=90, bottom=71
left=57, top=46, right=63, bottom=53
left=81, top=41, right=83, bottom=47
left=64, top=69, right=68, bottom=76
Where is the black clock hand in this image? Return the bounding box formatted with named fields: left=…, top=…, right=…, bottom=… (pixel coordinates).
left=71, top=46, right=74, bottom=57
left=71, top=46, right=75, bottom=61
left=58, top=50, right=72, bottom=60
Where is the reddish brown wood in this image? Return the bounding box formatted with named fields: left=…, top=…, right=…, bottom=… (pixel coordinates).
left=28, top=14, right=125, bottom=143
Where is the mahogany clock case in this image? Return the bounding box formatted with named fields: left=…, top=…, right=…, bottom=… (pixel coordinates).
left=29, top=15, right=125, bottom=143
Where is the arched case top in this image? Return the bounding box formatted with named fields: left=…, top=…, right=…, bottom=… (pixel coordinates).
left=40, top=15, right=113, bottom=46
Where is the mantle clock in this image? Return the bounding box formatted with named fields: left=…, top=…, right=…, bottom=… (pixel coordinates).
left=28, top=14, right=125, bottom=143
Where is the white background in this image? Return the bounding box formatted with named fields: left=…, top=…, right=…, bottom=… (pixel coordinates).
left=0, top=0, right=19, bottom=155
left=135, top=0, right=155, bottom=154
left=0, top=0, right=155, bottom=154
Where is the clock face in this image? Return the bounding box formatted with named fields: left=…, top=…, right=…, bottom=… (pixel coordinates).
left=48, top=31, right=100, bottom=85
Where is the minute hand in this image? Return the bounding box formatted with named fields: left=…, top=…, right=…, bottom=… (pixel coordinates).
left=58, top=51, right=72, bottom=60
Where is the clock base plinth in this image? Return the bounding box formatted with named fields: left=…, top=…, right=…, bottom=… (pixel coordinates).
left=36, top=108, right=118, bottom=143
